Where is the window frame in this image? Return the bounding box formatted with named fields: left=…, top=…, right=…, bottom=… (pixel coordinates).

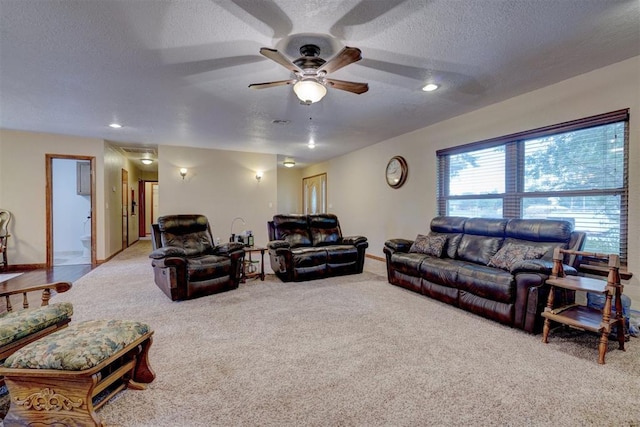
left=437, top=109, right=629, bottom=264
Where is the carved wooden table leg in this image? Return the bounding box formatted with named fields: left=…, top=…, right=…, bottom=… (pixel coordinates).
left=598, top=289, right=614, bottom=364
left=542, top=284, right=555, bottom=344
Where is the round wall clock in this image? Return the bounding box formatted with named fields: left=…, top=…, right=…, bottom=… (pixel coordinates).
left=385, top=156, right=408, bottom=188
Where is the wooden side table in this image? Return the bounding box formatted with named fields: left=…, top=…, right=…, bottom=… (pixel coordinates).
left=541, top=248, right=625, bottom=364
left=241, top=246, right=266, bottom=283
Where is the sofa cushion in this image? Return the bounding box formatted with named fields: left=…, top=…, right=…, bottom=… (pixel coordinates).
left=418, top=257, right=462, bottom=288
left=187, top=254, right=231, bottom=281
left=309, top=214, right=342, bottom=246
left=430, top=216, right=466, bottom=259
left=4, top=319, right=149, bottom=371
left=457, top=263, right=515, bottom=303
left=457, top=217, right=508, bottom=264
left=273, top=215, right=312, bottom=248
left=457, top=235, right=503, bottom=265
left=326, top=245, right=358, bottom=264
left=390, top=252, right=428, bottom=276
left=158, top=215, right=214, bottom=256
left=0, top=302, right=74, bottom=348
left=488, top=243, right=546, bottom=271
left=291, top=247, right=327, bottom=268
left=409, top=234, right=446, bottom=257
left=427, top=232, right=462, bottom=258
left=502, top=237, right=566, bottom=262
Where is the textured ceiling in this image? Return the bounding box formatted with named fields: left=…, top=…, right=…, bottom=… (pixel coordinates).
left=1, top=0, right=639, bottom=168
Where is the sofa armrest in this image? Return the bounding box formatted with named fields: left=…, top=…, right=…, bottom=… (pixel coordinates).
left=212, top=242, right=244, bottom=256
left=384, top=238, right=413, bottom=253
left=342, top=235, right=367, bottom=246
left=149, top=247, right=187, bottom=259
left=510, top=259, right=577, bottom=276
left=267, top=240, right=291, bottom=250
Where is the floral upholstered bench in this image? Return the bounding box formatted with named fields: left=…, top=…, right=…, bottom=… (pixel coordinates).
left=0, top=319, right=155, bottom=427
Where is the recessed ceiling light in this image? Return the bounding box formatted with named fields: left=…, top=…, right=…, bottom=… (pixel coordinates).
left=109, top=123, right=122, bottom=128
left=422, top=83, right=439, bottom=92
left=141, top=159, right=153, bottom=165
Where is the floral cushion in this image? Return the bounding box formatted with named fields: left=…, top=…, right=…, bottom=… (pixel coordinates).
left=0, top=302, right=73, bottom=348
left=409, top=234, right=447, bottom=257
left=488, top=243, right=547, bottom=271
left=4, top=319, right=150, bottom=371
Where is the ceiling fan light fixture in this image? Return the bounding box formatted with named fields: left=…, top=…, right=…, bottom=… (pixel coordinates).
left=293, top=80, right=327, bottom=104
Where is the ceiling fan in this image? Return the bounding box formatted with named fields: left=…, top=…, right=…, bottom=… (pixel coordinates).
left=249, top=44, right=369, bottom=105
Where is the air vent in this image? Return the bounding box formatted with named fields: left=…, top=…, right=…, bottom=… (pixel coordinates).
left=272, top=120, right=290, bottom=125
left=120, top=147, right=157, bottom=155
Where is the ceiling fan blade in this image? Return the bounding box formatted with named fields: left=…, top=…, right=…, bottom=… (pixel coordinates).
left=248, top=80, right=295, bottom=90
left=259, top=48, right=302, bottom=73
left=228, top=0, right=292, bottom=39
left=318, top=47, right=362, bottom=74
left=325, top=79, right=369, bottom=94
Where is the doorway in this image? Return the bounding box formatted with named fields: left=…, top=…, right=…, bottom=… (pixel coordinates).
left=303, top=173, right=327, bottom=214
left=46, top=155, right=96, bottom=267
left=138, top=180, right=158, bottom=238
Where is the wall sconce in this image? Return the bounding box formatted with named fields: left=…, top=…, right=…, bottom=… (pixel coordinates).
left=283, top=159, right=295, bottom=168
left=255, top=171, right=263, bottom=182
left=179, top=168, right=188, bottom=180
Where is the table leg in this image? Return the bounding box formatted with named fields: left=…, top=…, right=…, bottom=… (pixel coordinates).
left=542, top=285, right=555, bottom=344
left=259, top=249, right=265, bottom=281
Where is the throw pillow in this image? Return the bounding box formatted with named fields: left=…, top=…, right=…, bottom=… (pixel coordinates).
left=409, top=234, right=447, bottom=257
left=488, top=243, right=546, bottom=271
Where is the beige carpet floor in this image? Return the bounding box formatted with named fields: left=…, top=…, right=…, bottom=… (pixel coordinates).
left=2, top=241, right=639, bottom=426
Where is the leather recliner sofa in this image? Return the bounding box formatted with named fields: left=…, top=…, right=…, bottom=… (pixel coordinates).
left=149, top=214, right=245, bottom=301
left=384, top=216, right=586, bottom=333
left=267, top=214, right=368, bottom=282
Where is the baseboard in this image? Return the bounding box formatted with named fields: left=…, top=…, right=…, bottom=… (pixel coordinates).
left=3, top=263, right=47, bottom=272
left=366, top=254, right=385, bottom=262
left=97, top=248, right=123, bottom=265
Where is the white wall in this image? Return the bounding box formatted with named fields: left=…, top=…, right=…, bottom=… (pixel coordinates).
left=309, top=56, right=640, bottom=304
left=276, top=167, right=302, bottom=214
left=0, top=130, right=106, bottom=264
left=158, top=145, right=277, bottom=248
left=0, top=130, right=142, bottom=264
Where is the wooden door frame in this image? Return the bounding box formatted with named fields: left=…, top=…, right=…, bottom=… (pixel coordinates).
left=122, top=169, right=128, bottom=250
left=46, top=154, right=97, bottom=267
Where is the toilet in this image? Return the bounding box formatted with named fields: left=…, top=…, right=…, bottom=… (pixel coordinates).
left=80, top=235, right=91, bottom=257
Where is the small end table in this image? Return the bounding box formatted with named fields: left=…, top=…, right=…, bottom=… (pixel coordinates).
left=241, top=246, right=266, bottom=283
left=541, top=248, right=625, bottom=364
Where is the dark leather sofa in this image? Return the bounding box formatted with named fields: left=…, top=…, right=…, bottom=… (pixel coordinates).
left=384, top=216, right=586, bottom=333
left=149, top=214, right=245, bottom=301
left=267, top=214, right=368, bottom=282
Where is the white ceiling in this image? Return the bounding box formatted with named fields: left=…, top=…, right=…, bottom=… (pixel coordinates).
left=1, top=0, right=639, bottom=169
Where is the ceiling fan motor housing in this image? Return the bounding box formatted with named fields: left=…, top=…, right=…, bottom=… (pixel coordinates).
left=293, top=44, right=326, bottom=70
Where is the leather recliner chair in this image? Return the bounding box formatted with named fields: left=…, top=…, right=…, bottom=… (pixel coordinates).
left=149, top=214, right=245, bottom=301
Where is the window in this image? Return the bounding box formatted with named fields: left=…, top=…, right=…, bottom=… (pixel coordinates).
left=437, top=110, right=629, bottom=262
